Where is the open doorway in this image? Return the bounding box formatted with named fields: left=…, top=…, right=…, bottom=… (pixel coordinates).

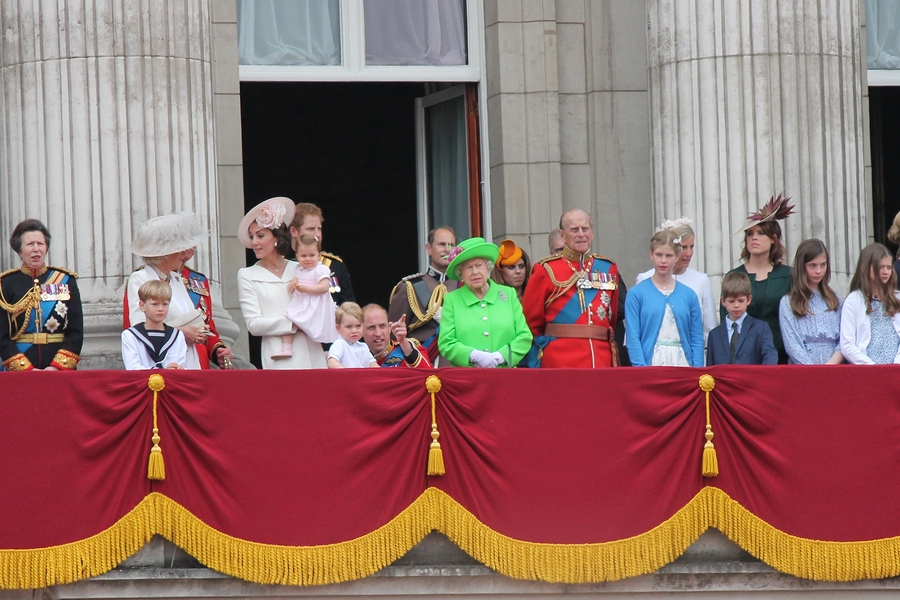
left=241, top=82, right=425, bottom=308
left=240, top=81, right=482, bottom=367
left=870, top=86, right=900, bottom=255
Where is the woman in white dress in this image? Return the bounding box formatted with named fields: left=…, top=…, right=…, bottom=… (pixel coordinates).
left=126, top=213, right=208, bottom=370
left=237, top=197, right=327, bottom=370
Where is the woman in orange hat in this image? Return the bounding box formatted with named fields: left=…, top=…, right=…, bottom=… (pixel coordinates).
left=491, top=239, right=531, bottom=301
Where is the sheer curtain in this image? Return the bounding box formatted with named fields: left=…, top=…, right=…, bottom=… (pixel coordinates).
left=428, top=95, right=470, bottom=238
left=868, top=0, right=900, bottom=69
left=365, top=0, right=467, bottom=66
left=237, top=0, right=341, bottom=66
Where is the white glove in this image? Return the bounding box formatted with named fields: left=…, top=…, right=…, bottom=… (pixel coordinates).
left=469, top=349, right=499, bottom=368
left=491, top=351, right=506, bottom=366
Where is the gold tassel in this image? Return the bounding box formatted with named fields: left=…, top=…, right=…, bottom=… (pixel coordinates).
left=147, top=374, right=166, bottom=481
left=699, top=374, right=718, bottom=477
left=425, top=375, right=445, bottom=476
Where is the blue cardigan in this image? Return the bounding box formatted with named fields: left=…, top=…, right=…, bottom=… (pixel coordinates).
left=625, top=279, right=704, bottom=367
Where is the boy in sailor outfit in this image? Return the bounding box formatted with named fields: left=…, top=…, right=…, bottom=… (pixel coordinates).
left=122, top=281, right=187, bottom=370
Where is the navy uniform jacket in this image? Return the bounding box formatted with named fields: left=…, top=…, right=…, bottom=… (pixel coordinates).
left=320, top=251, right=355, bottom=306
left=0, top=266, right=83, bottom=371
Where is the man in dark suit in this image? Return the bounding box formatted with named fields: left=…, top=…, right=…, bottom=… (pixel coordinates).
left=707, top=272, right=778, bottom=366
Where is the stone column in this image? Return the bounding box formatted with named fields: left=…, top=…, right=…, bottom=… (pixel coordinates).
left=648, top=0, right=867, bottom=290
left=484, top=0, right=564, bottom=260
left=0, top=0, right=240, bottom=367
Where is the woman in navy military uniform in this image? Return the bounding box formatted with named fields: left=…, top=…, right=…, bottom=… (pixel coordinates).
left=0, top=219, right=83, bottom=371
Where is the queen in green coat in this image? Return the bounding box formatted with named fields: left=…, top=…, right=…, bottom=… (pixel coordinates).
left=438, top=238, right=533, bottom=368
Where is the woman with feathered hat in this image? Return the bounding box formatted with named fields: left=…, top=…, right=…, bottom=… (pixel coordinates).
left=722, top=194, right=795, bottom=364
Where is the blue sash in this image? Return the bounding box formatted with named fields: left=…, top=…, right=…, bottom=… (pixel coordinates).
left=16, top=271, right=70, bottom=354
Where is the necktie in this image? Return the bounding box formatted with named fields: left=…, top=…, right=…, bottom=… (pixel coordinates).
left=730, top=322, right=739, bottom=364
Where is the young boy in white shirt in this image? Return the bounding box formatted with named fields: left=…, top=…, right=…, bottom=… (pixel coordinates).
left=122, top=280, right=187, bottom=370
left=327, top=302, right=378, bottom=368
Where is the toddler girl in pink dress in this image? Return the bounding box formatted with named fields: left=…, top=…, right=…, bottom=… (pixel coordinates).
left=274, top=234, right=337, bottom=359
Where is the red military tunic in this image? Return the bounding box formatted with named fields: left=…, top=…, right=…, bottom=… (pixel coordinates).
left=521, top=248, right=620, bottom=368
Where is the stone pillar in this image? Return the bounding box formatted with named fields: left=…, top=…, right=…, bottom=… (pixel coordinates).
left=648, top=0, right=867, bottom=290
left=484, top=1, right=564, bottom=260
left=0, top=0, right=241, bottom=367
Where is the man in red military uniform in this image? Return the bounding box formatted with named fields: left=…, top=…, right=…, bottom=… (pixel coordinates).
left=362, top=304, right=431, bottom=368
left=522, top=209, right=621, bottom=368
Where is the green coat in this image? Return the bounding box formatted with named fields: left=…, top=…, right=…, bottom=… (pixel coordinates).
left=438, top=282, right=533, bottom=367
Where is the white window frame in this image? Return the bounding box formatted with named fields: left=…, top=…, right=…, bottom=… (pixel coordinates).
left=415, top=85, right=468, bottom=272
left=868, top=70, right=900, bottom=86
left=239, top=0, right=482, bottom=83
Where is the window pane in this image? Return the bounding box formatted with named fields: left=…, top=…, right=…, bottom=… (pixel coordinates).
left=427, top=95, right=470, bottom=238
left=365, top=0, right=467, bottom=66
left=869, top=0, right=900, bottom=69
left=237, top=0, right=341, bottom=66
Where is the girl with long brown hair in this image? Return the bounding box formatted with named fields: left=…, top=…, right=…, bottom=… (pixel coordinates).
left=840, top=243, right=900, bottom=364
left=778, top=239, right=843, bottom=364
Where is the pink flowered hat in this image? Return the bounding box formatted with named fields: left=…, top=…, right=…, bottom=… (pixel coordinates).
left=237, top=197, right=296, bottom=248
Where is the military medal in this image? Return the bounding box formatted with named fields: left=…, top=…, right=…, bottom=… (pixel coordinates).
left=596, top=305, right=608, bottom=321
left=329, top=275, right=341, bottom=294
left=600, top=291, right=611, bottom=307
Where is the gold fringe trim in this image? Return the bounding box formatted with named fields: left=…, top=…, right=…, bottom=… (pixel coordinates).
left=5, top=488, right=900, bottom=589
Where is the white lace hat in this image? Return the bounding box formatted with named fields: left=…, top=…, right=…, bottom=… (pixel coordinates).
left=130, top=212, right=206, bottom=257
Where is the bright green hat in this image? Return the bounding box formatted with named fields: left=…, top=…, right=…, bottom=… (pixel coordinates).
left=446, top=237, right=500, bottom=281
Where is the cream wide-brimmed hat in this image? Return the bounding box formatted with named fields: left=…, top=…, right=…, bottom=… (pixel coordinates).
left=237, top=197, right=296, bottom=248
left=130, top=212, right=207, bottom=257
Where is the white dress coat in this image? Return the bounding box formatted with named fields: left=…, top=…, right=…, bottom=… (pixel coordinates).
left=237, top=261, right=328, bottom=370
left=126, top=267, right=201, bottom=369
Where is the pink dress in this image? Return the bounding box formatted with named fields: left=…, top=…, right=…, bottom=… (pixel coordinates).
left=284, top=263, right=337, bottom=343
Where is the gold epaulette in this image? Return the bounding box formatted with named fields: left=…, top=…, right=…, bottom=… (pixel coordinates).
left=535, top=254, right=562, bottom=266
left=49, top=266, right=78, bottom=278
left=0, top=267, right=18, bottom=279
left=589, top=253, right=616, bottom=264
left=321, top=251, right=343, bottom=263
left=389, top=273, right=424, bottom=303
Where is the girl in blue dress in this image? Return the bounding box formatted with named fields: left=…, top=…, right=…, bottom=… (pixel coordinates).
left=625, top=230, right=703, bottom=367
left=778, top=239, right=843, bottom=364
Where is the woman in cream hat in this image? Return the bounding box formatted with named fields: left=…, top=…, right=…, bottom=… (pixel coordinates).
left=490, top=239, right=531, bottom=300
left=237, top=197, right=327, bottom=370
left=125, top=212, right=209, bottom=370
left=438, top=237, right=532, bottom=368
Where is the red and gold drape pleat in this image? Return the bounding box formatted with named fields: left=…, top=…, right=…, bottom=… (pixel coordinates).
left=2, top=366, right=900, bottom=589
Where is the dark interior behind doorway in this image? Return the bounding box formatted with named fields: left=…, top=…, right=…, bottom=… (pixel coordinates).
left=870, top=86, right=900, bottom=254
left=241, top=82, right=424, bottom=366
